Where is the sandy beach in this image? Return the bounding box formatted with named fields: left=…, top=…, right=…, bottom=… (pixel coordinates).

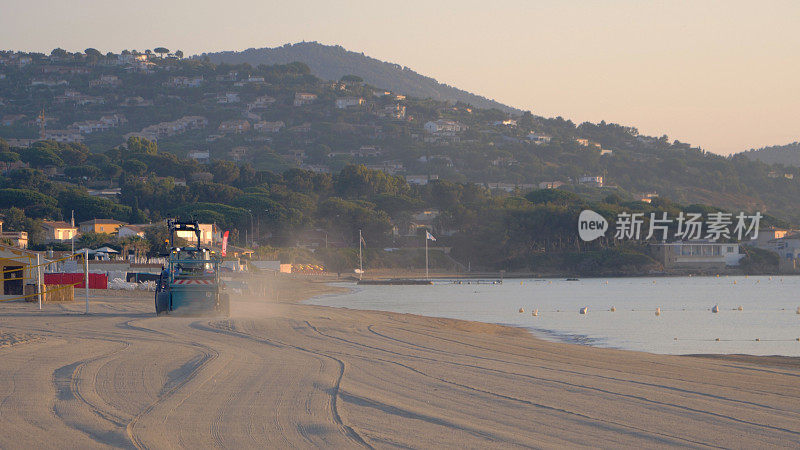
left=1, top=276, right=799, bottom=448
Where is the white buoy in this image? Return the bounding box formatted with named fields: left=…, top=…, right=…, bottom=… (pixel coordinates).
left=737, top=305, right=743, bottom=311
left=532, top=309, right=538, bottom=317
left=610, top=306, right=616, bottom=312
left=518, top=307, right=524, bottom=313
left=712, top=305, right=720, bottom=313
left=655, top=307, right=661, bottom=316
left=579, top=307, right=588, bottom=315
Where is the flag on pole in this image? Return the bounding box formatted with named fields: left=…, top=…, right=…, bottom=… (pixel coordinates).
left=426, top=231, right=436, bottom=241
left=360, top=233, right=366, bottom=246
left=221, top=231, right=229, bottom=257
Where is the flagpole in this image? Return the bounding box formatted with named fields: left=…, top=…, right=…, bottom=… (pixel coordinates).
left=425, top=231, right=429, bottom=280
left=358, top=229, right=363, bottom=280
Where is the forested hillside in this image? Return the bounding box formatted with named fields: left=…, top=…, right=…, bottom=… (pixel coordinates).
left=741, top=142, right=800, bottom=166
left=197, top=42, right=519, bottom=113
left=1, top=47, right=800, bottom=233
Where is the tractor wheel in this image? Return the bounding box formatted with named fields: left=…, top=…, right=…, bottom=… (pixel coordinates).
left=155, top=292, right=170, bottom=315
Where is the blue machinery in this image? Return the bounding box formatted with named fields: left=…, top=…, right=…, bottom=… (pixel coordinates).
left=155, top=220, right=229, bottom=316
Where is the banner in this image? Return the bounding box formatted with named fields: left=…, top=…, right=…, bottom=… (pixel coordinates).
left=221, top=230, right=229, bottom=256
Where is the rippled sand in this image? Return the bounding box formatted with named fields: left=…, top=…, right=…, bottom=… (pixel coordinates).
left=0, top=276, right=798, bottom=448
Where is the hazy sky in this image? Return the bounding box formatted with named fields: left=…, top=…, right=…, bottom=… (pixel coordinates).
left=3, top=0, right=799, bottom=155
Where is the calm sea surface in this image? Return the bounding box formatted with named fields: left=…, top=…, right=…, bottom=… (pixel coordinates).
left=306, top=276, right=800, bottom=356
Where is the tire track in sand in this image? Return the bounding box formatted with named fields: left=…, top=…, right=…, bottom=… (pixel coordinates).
left=199, top=320, right=373, bottom=449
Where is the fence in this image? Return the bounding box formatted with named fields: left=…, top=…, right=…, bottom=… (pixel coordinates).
left=44, top=273, right=107, bottom=289
left=0, top=251, right=92, bottom=312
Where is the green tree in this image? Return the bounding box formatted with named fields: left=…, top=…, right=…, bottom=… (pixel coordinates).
left=154, top=47, right=170, bottom=58
left=50, top=48, right=68, bottom=59
left=122, top=160, right=148, bottom=176
left=210, top=160, right=240, bottom=184
left=1, top=207, right=44, bottom=244
left=78, top=232, right=114, bottom=248
left=126, top=137, right=158, bottom=155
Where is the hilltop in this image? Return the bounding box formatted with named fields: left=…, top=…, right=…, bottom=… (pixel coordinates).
left=740, top=142, right=800, bottom=167
left=0, top=48, right=800, bottom=229
left=196, top=42, right=520, bottom=114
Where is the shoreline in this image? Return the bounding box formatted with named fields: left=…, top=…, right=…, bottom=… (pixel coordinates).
left=291, top=275, right=800, bottom=368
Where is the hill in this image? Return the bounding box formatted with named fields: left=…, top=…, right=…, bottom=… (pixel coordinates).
left=196, top=42, right=520, bottom=114
left=2, top=49, right=800, bottom=225
left=740, top=142, right=800, bottom=166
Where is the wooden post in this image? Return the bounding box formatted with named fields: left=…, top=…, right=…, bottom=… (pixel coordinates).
left=84, top=249, right=89, bottom=314
left=36, top=253, right=42, bottom=309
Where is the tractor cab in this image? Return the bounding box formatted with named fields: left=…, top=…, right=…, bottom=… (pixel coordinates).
left=155, top=220, right=229, bottom=316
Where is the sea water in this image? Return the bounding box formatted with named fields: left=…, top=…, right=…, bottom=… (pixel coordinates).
left=306, top=276, right=800, bottom=356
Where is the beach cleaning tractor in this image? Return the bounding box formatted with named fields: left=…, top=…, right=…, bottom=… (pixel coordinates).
left=155, top=220, right=230, bottom=316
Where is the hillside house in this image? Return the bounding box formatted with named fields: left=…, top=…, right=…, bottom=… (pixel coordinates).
left=288, top=122, right=312, bottom=133
left=44, top=129, right=83, bottom=143
left=230, top=146, right=249, bottom=161
left=249, top=95, right=276, bottom=109
left=527, top=132, right=552, bottom=145
left=31, top=79, right=68, bottom=87
left=651, top=241, right=744, bottom=268
left=174, top=223, right=219, bottom=246
left=78, top=219, right=126, bottom=235
left=492, top=119, right=518, bottom=127
left=41, top=221, right=78, bottom=242
left=121, top=96, right=153, bottom=107
left=424, top=120, right=466, bottom=136
left=294, top=92, right=317, bottom=106
left=0, top=221, right=28, bottom=248
left=539, top=181, right=565, bottom=189
left=486, top=182, right=535, bottom=192
left=187, top=150, right=210, bottom=163
left=378, top=103, right=406, bottom=120
left=165, top=76, right=203, bottom=88
left=336, top=97, right=365, bottom=109
left=406, top=174, right=439, bottom=185
left=216, top=92, right=240, bottom=103
left=117, top=224, right=153, bottom=239
left=491, top=157, right=519, bottom=167
left=218, top=119, right=251, bottom=134
left=89, top=75, right=121, bottom=88
left=578, top=176, right=604, bottom=187
left=254, top=121, right=284, bottom=133
left=351, top=146, right=384, bottom=158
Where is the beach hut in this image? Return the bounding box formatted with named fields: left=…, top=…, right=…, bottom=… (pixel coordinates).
left=0, top=244, right=40, bottom=300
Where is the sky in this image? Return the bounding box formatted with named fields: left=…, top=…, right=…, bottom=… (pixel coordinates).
left=2, top=0, right=799, bottom=155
